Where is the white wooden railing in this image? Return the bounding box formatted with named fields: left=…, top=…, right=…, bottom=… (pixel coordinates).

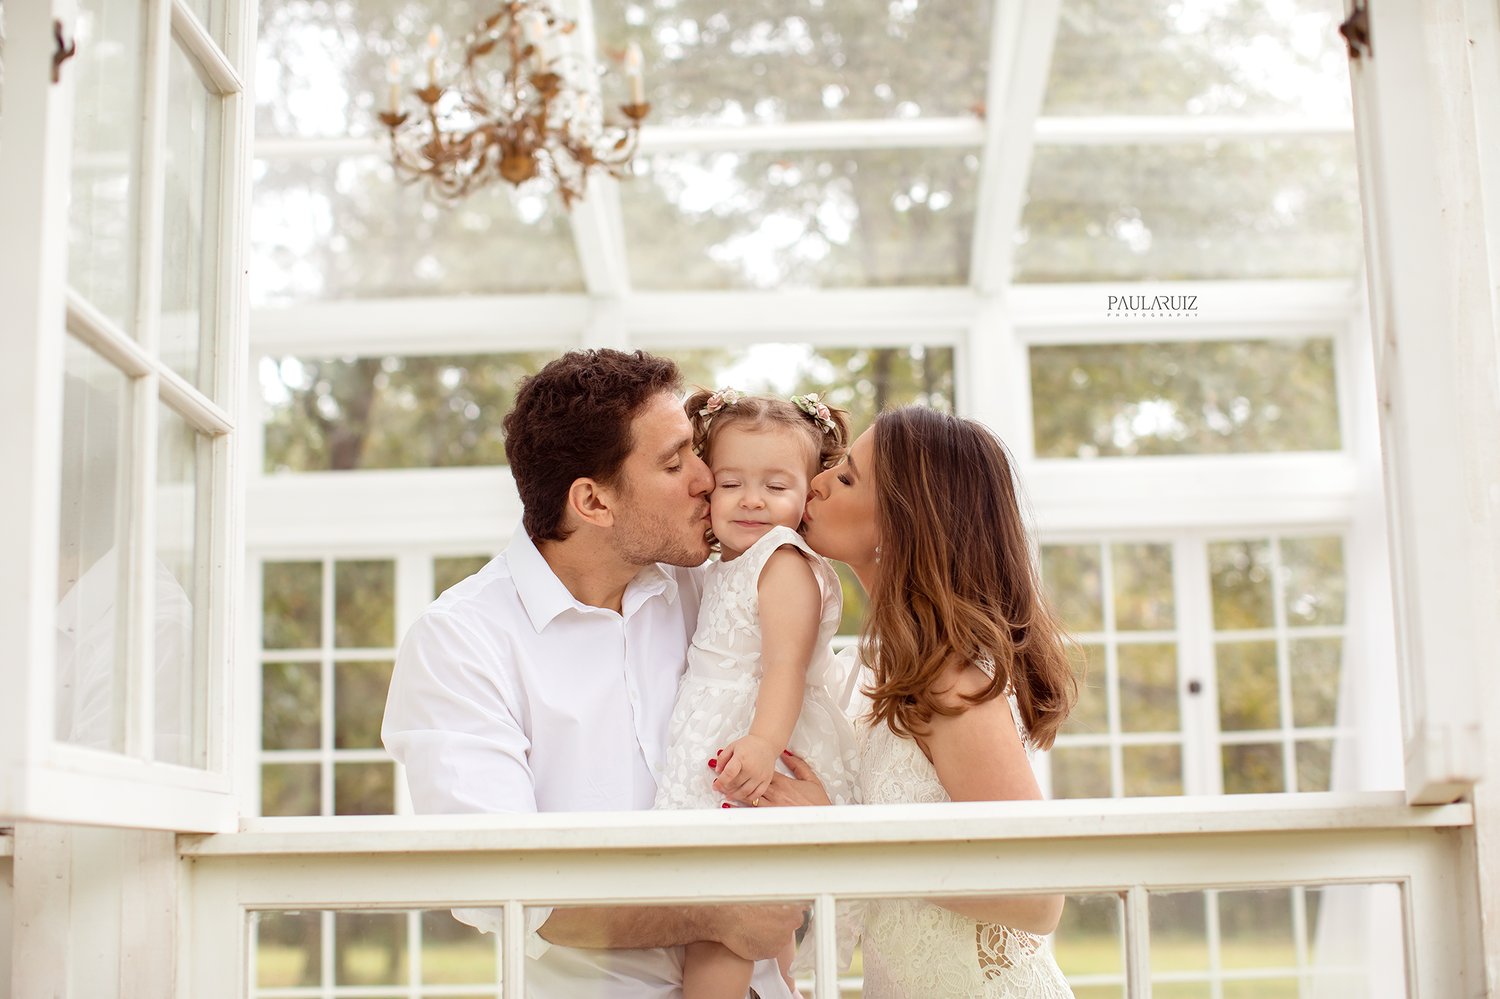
left=179, top=792, right=1478, bottom=998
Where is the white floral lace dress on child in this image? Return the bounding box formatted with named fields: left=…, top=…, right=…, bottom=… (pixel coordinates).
left=655, top=526, right=859, bottom=809
left=856, top=719, right=1075, bottom=998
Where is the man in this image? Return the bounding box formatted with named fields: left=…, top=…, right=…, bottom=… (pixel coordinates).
left=383, top=349, right=800, bottom=997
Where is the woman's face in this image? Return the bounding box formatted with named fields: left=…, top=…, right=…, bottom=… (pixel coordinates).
left=803, top=428, right=881, bottom=569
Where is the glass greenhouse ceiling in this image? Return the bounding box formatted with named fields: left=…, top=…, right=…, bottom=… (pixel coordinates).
left=249, top=0, right=1360, bottom=304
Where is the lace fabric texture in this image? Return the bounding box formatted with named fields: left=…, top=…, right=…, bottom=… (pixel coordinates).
left=655, top=527, right=859, bottom=810
left=856, top=721, right=1075, bottom=999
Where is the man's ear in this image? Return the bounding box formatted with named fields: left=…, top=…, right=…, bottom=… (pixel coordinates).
left=564, top=477, right=617, bottom=531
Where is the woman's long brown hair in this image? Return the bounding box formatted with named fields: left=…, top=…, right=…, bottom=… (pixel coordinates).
left=862, top=407, right=1080, bottom=750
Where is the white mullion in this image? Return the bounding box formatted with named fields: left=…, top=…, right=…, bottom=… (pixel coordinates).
left=1033, top=115, right=1353, bottom=145
left=1205, top=888, right=1223, bottom=999
left=1177, top=536, right=1219, bottom=796
left=967, top=0, right=1060, bottom=295
left=392, top=552, right=432, bottom=817
left=406, top=908, right=422, bottom=999
left=1100, top=543, right=1125, bottom=797
left=1271, top=537, right=1299, bottom=791
left=244, top=558, right=267, bottom=815
left=1123, top=885, right=1151, bottom=999
left=322, top=909, right=336, bottom=997
left=1291, top=885, right=1311, bottom=991
left=68, top=290, right=234, bottom=435
left=170, top=0, right=243, bottom=95
left=321, top=558, right=336, bottom=816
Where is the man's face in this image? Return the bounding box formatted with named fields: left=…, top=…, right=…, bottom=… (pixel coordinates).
left=610, top=391, right=714, bottom=567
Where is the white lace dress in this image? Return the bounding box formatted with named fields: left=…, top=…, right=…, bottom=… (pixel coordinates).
left=857, top=720, right=1075, bottom=998
left=655, top=526, right=859, bottom=809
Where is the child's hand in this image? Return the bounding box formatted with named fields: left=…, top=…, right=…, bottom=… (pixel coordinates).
left=714, top=734, right=780, bottom=805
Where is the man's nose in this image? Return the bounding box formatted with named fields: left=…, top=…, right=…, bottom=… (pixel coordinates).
left=688, top=453, right=713, bottom=496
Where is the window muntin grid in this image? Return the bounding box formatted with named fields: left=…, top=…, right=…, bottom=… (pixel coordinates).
left=1043, top=532, right=1353, bottom=799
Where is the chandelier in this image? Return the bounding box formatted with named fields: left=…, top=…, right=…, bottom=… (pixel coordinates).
left=379, top=2, right=650, bottom=207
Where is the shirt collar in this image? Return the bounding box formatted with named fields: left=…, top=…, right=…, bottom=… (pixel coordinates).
left=506, top=525, right=680, bottom=633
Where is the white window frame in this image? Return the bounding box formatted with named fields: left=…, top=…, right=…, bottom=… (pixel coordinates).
left=0, top=0, right=255, bottom=832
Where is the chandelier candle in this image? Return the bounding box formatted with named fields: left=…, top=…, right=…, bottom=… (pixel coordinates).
left=378, top=1, right=652, bottom=207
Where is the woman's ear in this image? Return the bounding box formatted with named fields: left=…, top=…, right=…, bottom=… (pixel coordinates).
left=564, top=477, right=615, bottom=531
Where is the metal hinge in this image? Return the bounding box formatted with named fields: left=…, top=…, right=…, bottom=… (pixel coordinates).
left=1339, top=1, right=1372, bottom=60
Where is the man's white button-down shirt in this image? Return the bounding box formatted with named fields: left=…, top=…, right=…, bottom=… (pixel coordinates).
left=383, top=527, right=791, bottom=998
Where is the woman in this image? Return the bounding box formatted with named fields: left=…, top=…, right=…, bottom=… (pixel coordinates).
left=745, top=406, right=1080, bottom=998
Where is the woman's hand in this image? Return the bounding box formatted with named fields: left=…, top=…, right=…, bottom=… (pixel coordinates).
left=756, top=751, right=833, bottom=808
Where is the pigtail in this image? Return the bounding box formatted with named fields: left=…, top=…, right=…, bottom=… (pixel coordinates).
left=682, top=387, right=717, bottom=459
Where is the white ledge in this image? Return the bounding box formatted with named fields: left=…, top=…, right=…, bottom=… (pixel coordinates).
left=181, top=792, right=1471, bottom=858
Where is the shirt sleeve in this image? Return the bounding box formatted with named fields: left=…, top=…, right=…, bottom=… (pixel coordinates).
left=381, top=609, right=538, bottom=815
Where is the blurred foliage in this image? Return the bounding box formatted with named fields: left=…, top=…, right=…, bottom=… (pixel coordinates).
left=1031, top=340, right=1341, bottom=459
left=435, top=555, right=493, bottom=596
left=262, top=353, right=552, bottom=471
left=622, top=150, right=979, bottom=290
left=1017, top=139, right=1360, bottom=282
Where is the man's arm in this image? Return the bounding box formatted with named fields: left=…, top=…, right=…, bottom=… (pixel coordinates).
left=538, top=903, right=804, bottom=961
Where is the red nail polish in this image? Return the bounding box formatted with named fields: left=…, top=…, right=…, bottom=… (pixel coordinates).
left=721, top=802, right=732, bottom=809
left=707, top=758, right=717, bottom=769
left=782, top=750, right=792, bottom=756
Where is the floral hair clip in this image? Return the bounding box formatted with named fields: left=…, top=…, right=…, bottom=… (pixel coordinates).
left=792, top=392, right=837, bottom=435
left=698, top=387, right=744, bottom=423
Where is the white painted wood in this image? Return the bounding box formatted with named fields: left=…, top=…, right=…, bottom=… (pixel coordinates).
left=181, top=792, right=1469, bottom=856
left=0, top=0, right=75, bottom=823
left=1349, top=0, right=1498, bottom=804
left=813, top=894, right=837, bottom=999
left=1032, top=115, right=1353, bottom=144
left=117, top=831, right=179, bottom=999
left=1124, top=885, right=1151, bottom=999
left=170, top=0, right=243, bottom=95
left=969, top=0, right=1060, bottom=294
left=9, top=825, right=72, bottom=996
left=639, top=116, right=987, bottom=152
left=245, top=281, right=1360, bottom=355
left=0, top=850, right=10, bottom=999
left=503, top=899, right=525, bottom=999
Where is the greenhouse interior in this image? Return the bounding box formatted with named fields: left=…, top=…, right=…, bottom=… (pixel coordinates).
left=1, top=0, right=1498, bottom=996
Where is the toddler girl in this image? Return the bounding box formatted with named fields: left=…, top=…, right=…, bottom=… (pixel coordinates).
left=655, top=388, right=859, bottom=999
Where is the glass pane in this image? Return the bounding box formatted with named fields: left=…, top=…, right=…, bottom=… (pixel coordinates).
left=1111, top=543, right=1174, bottom=630
left=335, top=911, right=407, bottom=986
left=1220, top=888, right=1295, bottom=969
left=435, top=555, right=491, bottom=597
left=69, top=0, right=144, bottom=331
left=1051, top=746, right=1111, bottom=799
left=1210, top=540, right=1276, bottom=630
left=594, top=0, right=992, bottom=126
left=1222, top=742, right=1286, bottom=793
left=256, top=2, right=495, bottom=139
left=1216, top=641, right=1280, bottom=732
left=335, top=660, right=393, bottom=749
left=1016, top=139, right=1361, bottom=282
left=1042, top=544, right=1105, bottom=633
left=161, top=43, right=220, bottom=394
left=334, top=561, right=395, bottom=648
left=622, top=150, right=979, bottom=290
left=262, top=561, right=322, bottom=649
left=1281, top=536, right=1346, bottom=626
left=1044, top=0, right=1351, bottom=117
left=1289, top=637, right=1342, bottom=728
left=667, top=344, right=955, bottom=441
left=1052, top=893, right=1123, bottom=997
left=262, top=762, right=320, bottom=816
left=261, top=353, right=551, bottom=472
left=1117, top=643, right=1178, bottom=733
left=1150, top=892, right=1208, bottom=972
left=1296, top=739, right=1334, bottom=792
left=56, top=346, right=132, bottom=752
left=1031, top=340, right=1341, bottom=459
left=262, top=662, right=320, bottom=750
left=254, top=910, right=322, bottom=988
left=335, top=761, right=396, bottom=815
left=1122, top=743, right=1181, bottom=796
left=250, top=156, right=583, bottom=304
left=155, top=406, right=207, bottom=766
left=420, top=909, right=498, bottom=985
left=1060, top=643, right=1107, bottom=736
